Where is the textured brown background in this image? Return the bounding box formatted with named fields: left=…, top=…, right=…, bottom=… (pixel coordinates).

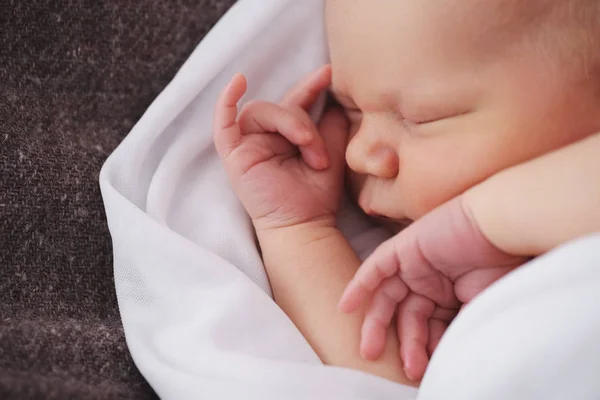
left=0, top=1, right=236, bottom=398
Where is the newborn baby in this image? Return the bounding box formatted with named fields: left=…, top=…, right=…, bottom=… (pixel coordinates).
left=330, top=0, right=600, bottom=380
left=213, top=0, right=600, bottom=385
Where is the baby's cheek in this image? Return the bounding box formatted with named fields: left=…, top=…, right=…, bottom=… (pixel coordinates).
left=402, top=176, right=462, bottom=221
left=401, top=144, right=504, bottom=220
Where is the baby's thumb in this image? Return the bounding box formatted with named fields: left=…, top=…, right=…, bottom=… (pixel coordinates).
left=317, top=106, right=349, bottom=173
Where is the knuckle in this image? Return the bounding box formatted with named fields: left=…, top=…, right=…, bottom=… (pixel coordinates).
left=238, top=101, right=275, bottom=131
left=287, top=116, right=307, bottom=133
left=239, top=99, right=266, bottom=116
left=277, top=108, right=304, bottom=131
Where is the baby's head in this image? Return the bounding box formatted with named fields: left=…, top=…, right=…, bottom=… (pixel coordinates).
left=326, top=0, right=600, bottom=226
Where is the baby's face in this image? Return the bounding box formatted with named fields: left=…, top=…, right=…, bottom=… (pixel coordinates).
left=327, top=0, right=600, bottom=225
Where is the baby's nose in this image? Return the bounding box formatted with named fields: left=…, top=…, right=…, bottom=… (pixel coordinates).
left=346, top=136, right=399, bottom=179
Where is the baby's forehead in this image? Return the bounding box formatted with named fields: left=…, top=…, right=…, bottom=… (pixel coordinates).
left=328, top=0, right=599, bottom=73
left=327, top=0, right=599, bottom=104
left=326, top=0, right=551, bottom=48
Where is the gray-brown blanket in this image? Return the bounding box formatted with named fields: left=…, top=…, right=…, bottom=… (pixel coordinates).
left=0, top=1, right=236, bottom=398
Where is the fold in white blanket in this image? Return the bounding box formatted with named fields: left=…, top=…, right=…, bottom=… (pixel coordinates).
left=100, top=0, right=600, bottom=398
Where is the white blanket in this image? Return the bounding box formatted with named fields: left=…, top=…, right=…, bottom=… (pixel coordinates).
left=99, top=0, right=600, bottom=398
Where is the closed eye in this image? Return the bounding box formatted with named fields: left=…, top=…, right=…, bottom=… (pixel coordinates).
left=402, top=109, right=473, bottom=136
left=405, top=108, right=472, bottom=126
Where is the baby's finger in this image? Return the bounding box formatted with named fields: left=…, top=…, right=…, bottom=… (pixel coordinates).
left=427, top=318, right=448, bottom=357
left=281, top=65, right=332, bottom=111
left=238, top=100, right=328, bottom=170
left=317, top=106, right=349, bottom=173
left=454, top=265, right=516, bottom=304
left=397, top=294, right=435, bottom=382
left=213, top=74, right=247, bottom=158
left=360, top=277, right=409, bottom=361
left=339, top=239, right=400, bottom=313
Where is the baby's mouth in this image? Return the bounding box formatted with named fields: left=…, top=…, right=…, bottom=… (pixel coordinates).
left=372, top=214, right=412, bottom=233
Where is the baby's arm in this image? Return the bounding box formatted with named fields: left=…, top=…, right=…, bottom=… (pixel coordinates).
left=213, top=67, right=413, bottom=385
left=339, top=132, right=600, bottom=381
left=465, top=131, right=600, bottom=256
left=258, top=223, right=415, bottom=386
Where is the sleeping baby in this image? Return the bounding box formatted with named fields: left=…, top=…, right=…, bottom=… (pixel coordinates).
left=213, top=0, right=600, bottom=385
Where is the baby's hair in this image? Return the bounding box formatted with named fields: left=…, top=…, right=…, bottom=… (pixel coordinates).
left=447, top=0, right=600, bottom=85
left=526, top=0, right=600, bottom=84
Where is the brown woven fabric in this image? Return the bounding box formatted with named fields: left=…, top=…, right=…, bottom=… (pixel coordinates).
left=0, top=1, right=236, bottom=398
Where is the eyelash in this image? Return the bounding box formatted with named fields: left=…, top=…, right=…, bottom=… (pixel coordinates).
left=343, top=107, right=418, bottom=127
left=342, top=107, right=429, bottom=139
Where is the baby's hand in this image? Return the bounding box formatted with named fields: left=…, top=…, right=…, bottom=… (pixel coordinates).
left=213, top=66, right=348, bottom=232
left=338, top=196, right=527, bottom=381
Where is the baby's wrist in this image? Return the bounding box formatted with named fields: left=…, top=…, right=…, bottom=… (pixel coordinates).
left=256, top=219, right=341, bottom=254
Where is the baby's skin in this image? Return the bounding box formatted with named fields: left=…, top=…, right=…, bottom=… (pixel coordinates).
left=328, top=0, right=600, bottom=381
left=214, top=0, right=600, bottom=385
left=215, top=66, right=414, bottom=384
left=214, top=65, right=600, bottom=383
left=340, top=133, right=600, bottom=379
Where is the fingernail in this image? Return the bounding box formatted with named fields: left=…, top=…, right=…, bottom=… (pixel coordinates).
left=337, top=298, right=348, bottom=313
left=360, top=348, right=368, bottom=360
left=404, top=366, right=415, bottom=381
left=302, top=129, right=314, bottom=142
left=308, top=151, right=325, bottom=169
left=403, top=356, right=413, bottom=377
left=315, top=152, right=329, bottom=169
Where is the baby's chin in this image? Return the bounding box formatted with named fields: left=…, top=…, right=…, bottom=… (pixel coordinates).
left=346, top=189, right=412, bottom=232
